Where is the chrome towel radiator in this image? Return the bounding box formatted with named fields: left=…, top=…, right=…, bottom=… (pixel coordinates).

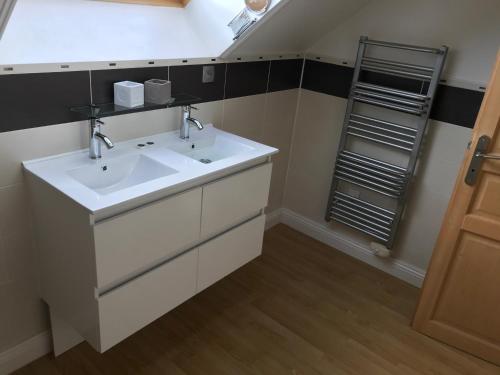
left=325, top=36, right=448, bottom=249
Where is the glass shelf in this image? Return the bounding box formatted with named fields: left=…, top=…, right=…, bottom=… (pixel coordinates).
left=70, top=93, right=201, bottom=119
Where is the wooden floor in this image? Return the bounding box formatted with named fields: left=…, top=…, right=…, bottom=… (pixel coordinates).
left=15, top=224, right=500, bottom=375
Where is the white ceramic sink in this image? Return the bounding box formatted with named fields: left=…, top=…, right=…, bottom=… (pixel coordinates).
left=23, top=124, right=278, bottom=213
left=169, top=134, right=255, bottom=164
left=67, top=154, right=178, bottom=195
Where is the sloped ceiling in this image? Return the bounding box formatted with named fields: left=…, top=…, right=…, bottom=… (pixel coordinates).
left=0, top=0, right=245, bottom=64
left=0, top=0, right=371, bottom=65
left=223, top=0, right=370, bottom=58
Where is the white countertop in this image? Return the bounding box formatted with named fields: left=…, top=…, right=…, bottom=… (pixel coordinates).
left=23, top=125, right=278, bottom=214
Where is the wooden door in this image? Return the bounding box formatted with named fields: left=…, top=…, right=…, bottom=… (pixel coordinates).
left=413, top=51, right=500, bottom=365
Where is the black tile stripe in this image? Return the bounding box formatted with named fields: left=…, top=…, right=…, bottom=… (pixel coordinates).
left=360, top=70, right=425, bottom=95
left=0, top=59, right=302, bottom=134
left=170, top=63, right=226, bottom=104
left=91, top=67, right=169, bottom=104
left=301, top=59, right=484, bottom=128
left=268, top=59, right=304, bottom=92
left=9, top=58, right=479, bottom=134
left=0, top=71, right=91, bottom=133
left=302, top=60, right=353, bottom=98
left=225, top=61, right=270, bottom=99
left=430, top=85, right=483, bottom=128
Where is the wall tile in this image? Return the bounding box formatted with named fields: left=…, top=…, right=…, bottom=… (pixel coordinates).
left=359, top=70, right=424, bottom=94
left=222, top=94, right=267, bottom=142
left=0, top=120, right=87, bottom=187
left=430, top=85, right=484, bottom=128
left=0, top=278, right=48, bottom=353
left=261, top=90, right=298, bottom=154
left=0, top=184, right=31, bottom=239
left=225, top=61, right=270, bottom=99
left=302, top=59, right=484, bottom=129
left=393, top=120, right=472, bottom=268
left=302, top=60, right=353, bottom=98
left=193, top=100, right=224, bottom=128
left=221, top=90, right=298, bottom=213
left=268, top=59, right=303, bottom=92
left=285, top=88, right=474, bottom=271
left=262, top=90, right=299, bottom=212
left=0, top=71, right=90, bottom=133
left=0, top=237, right=9, bottom=285
left=284, top=90, right=346, bottom=222
left=267, top=153, right=289, bottom=213
left=91, top=67, right=169, bottom=104
left=170, top=64, right=226, bottom=104
left=4, top=232, right=35, bottom=283
left=101, top=107, right=180, bottom=145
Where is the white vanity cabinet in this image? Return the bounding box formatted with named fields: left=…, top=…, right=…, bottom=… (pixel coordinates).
left=94, top=188, right=202, bottom=288
left=201, top=163, right=272, bottom=238
left=197, top=214, right=266, bottom=293
left=28, top=161, right=272, bottom=355
left=97, top=249, right=198, bottom=351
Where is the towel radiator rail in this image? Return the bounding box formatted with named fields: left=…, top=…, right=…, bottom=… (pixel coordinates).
left=325, top=36, right=448, bottom=249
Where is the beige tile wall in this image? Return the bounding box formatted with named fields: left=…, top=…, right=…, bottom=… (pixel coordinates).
left=0, top=121, right=87, bottom=353
left=221, top=90, right=298, bottom=212
left=284, top=90, right=346, bottom=221
left=0, top=89, right=298, bottom=353
left=284, top=89, right=472, bottom=271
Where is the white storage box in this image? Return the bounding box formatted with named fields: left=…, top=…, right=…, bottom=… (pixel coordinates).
left=114, top=81, right=144, bottom=108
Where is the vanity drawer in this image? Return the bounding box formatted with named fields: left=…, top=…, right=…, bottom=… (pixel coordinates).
left=201, top=163, right=271, bottom=238
left=97, top=249, right=197, bottom=352
left=197, top=214, right=265, bottom=292
left=94, top=188, right=202, bottom=287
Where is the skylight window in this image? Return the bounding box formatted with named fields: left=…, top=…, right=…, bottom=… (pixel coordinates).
left=98, top=0, right=190, bottom=7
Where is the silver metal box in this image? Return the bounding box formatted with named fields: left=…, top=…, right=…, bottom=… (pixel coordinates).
left=144, top=79, right=171, bottom=105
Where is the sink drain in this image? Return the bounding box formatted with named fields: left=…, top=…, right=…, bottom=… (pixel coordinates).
left=199, top=158, right=212, bottom=164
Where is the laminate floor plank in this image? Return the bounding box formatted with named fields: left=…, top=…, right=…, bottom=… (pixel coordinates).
left=13, top=224, right=500, bottom=375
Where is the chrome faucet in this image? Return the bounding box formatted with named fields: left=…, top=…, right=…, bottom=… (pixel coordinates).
left=180, top=105, right=204, bottom=139
left=89, top=118, right=114, bottom=159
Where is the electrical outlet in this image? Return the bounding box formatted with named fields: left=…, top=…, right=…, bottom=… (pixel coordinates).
left=202, top=65, right=215, bottom=83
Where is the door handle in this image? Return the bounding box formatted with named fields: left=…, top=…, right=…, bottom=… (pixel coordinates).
left=465, top=135, right=499, bottom=185
left=475, top=152, right=500, bottom=160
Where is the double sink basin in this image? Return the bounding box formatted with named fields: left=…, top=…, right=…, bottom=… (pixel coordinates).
left=24, top=124, right=277, bottom=215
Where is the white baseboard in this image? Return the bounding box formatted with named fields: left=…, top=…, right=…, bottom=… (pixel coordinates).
left=0, top=331, right=51, bottom=374
left=280, top=208, right=425, bottom=287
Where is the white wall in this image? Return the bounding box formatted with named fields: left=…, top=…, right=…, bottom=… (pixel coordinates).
left=284, top=0, right=500, bottom=275
left=309, top=0, right=500, bottom=85
left=226, top=0, right=369, bottom=57
left=0, top=0, right=292, bottom=65
left=0, top=0, right=246, bottom=64
left=184, top=0, right=242, bottom=57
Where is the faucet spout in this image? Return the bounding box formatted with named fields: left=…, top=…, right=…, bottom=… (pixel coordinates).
left=180, top=105, right=204, bottom=139
left=89, top=118, right=114, bottom=159
left=95, top=132, right=114, bottom=149
left=187, top=117, right=204, bottom=131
